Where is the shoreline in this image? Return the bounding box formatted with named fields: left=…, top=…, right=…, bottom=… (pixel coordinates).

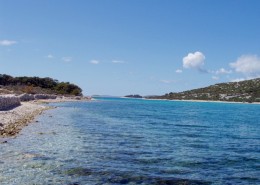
left=0, top=97, right=91, bottom=138
left=36, top=96, right=91, bottom=103
left=0, top=102, right=51, bottom=138
left=144, top=98, right=260, bottom=105
left=119, top=96, right=260, bottom=105
left=1, top=96, right=258, bottom=138
left=97, top=96, right=260, bottom=105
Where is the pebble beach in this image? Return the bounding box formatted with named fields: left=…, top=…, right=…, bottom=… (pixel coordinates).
left=0, top=102, right=50, bottom=137
left=0, top=95, right=91, bottom=138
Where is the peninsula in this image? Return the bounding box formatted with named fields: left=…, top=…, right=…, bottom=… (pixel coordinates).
left=0, top=74, right=89, bottom=138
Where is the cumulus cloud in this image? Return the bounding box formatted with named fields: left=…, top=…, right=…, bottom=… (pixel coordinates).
left=90, top=60, right=99, bottom=64
left=215, top=68, right=232, bottom=74
left=175, top=69, right=183, bottom=73
left=112, top=60, right=125, bottom=64
left=62, top=57, right=72, bottom=62
left=0, top=40, right=17, bottom=46
left=183, top=51, right=205, bottom=69
left=230, top=55, right=260, bottom=76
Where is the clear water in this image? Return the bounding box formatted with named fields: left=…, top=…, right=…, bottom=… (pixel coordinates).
left=0, top=97, right=259, bottom=185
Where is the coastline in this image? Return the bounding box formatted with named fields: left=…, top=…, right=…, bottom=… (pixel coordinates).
left=145, top=98, right=260, bottom=105
left=1, top=96, right=258, bottom=138
left=99, top=96, right=260, bottom=105
left=36, top=96, right=91, bottom=103
left=0, top=102, right=51, bottom=138
left=0, top=97, right=91, bottom=138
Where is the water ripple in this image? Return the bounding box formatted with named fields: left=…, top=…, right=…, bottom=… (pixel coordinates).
left=0, top=98, right=259, bottom=184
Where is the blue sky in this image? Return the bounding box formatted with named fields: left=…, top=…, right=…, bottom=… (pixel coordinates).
left=1, top=0, right=260, bottom=96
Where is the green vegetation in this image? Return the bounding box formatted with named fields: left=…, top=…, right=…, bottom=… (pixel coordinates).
left=125, top=94, right=143, bottom=98
left=148, top=78, right=260, bottom=103
left=0, top=74, right=82, bottom=96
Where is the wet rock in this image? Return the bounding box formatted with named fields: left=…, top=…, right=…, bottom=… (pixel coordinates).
left=119, top=179, right=130, bottom=184
left=107, top=174, right=210, bottom=185
left=68, top=183, right=80, bottom=185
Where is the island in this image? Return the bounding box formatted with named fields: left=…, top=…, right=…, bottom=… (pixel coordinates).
left=124, top=94, right=143, bottom=98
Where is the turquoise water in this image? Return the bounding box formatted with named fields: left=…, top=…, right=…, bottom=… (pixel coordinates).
left=0, top=97, right=260, bottom=184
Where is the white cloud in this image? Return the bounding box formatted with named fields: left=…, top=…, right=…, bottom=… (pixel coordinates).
left=183, top=51, right=205, bottom=69
left=175, top=69, right=183, bottom=73
left=90, top=60, right=99, bottom=64
left=46, top=54, right=54, bottom=59
left=230, top=55, right=260, bottom=76
left=212, top=76, right=219, bottom=80
left=62, top=57, right=72, bottom=62
left=215, top=68, right=232, bottom=74
left=0, top=40, right=17, bottom=46
left=112, top=60, right=125, bottom=64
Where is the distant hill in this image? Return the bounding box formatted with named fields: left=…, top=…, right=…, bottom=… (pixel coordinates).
left=125, top=94, right=143, bottom=98
left=148, top=78, right=260, bottom=103
left=0, top=74, right=82, bottom=96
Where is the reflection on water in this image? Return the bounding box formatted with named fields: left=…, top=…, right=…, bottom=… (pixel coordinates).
left=0, top=98, right=259, bottom=184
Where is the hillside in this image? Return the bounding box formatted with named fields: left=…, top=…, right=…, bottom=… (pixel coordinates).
left=148, top=78, right=260, bottom=103
left=0, top=74, right=82, bottom=96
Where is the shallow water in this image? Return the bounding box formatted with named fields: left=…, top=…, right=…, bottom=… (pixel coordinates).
left=0, top=98, right=259, bottom=184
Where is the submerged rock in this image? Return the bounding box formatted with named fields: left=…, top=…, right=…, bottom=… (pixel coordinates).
left=64, top=167, right=93, bottom=176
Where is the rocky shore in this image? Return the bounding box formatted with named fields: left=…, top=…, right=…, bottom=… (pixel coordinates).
left=0, top=94, right=91, bottom=138
left=0, top=102, right=50, bottom=137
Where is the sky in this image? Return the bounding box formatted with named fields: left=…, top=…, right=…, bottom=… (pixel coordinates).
left=1, top=0, right=260, bottom=96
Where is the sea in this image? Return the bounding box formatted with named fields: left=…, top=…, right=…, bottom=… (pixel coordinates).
left=0, top=97, right=259, bottom=185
